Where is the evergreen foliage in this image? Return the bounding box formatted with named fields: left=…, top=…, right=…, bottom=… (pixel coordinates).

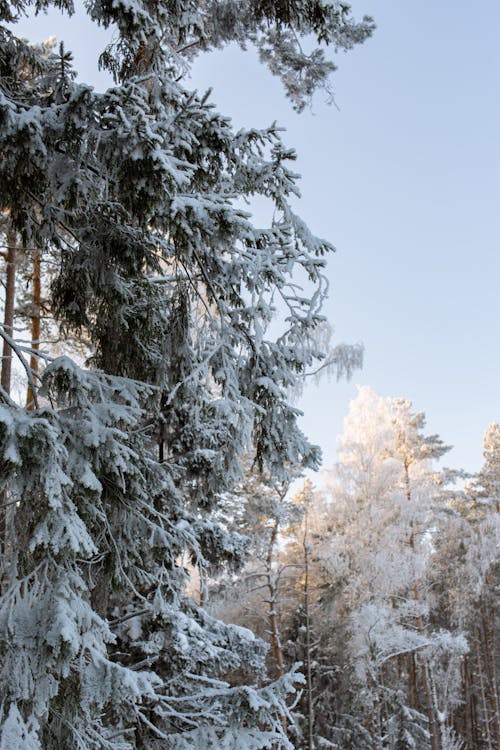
left=0, top=1, right=372, bottom=748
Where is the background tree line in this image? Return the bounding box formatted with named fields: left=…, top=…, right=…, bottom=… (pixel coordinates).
left=208, top=388, right=499, bottom=750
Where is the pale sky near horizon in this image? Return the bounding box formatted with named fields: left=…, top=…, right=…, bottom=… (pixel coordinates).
left=8, top=1, right=500, bottom=475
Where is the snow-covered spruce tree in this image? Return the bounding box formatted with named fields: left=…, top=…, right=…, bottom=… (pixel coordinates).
left=0, top=2, right=372, bottom=748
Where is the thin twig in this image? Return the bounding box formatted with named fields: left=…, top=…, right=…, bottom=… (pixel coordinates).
left=176, top=38, right=203, bottom=55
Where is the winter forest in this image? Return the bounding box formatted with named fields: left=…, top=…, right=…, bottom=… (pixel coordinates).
left=0, top=1, right=498, bottom=749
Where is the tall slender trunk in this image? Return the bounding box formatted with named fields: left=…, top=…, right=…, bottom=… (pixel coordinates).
left=414, top=595, right=440, bottom=750
left=266, top=517, right=284, bottom=677
left=26, top=248, right=41, bottom=410
left=404, top=460, right=438, bottom=747
left=1, top=228, right=17, bottom=396
left=404, top=460, right=441, bottom=750
left=461, top=654, right=477, bottom=750
left=264, top=486, right=288, bottom=736
left=408, top=652, right=418, bottom=710
left=1, top=228, right=17, bottom=588
left=303, top=505, right=314, bottom=750
left=479, top=602, right=500, bottom=748
left=475, top=629, right=493, bottom=750
left=198, top=563, right=207, bottom=607
left=421, top=659, right=440, bottom=750
left=404, top=461, right=420, bottom=714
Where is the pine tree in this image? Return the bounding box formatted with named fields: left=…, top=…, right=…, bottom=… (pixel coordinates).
left=305, top=387, right=458, bottom=749
left=0, top=2, right=373, bottom=747
left=430, top=425, right=500, bottom=749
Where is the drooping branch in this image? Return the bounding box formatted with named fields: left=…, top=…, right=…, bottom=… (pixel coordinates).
left=0, top=326, right=40, bottom=409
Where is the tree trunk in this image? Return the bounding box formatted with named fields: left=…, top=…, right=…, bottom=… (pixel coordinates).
left=404, top=460, right=443, bottom=750
left=199, top=562, right=207, bottom=607
left=475, top=629, right=494, bottom=750
left=303, top=505, right=314, bottom=750
left=266, top=517, right=285, bottom=677
left=264, top=487, right=288, bottom=736
left=480, top=602, right=500, bottom=748
left=26, top=248, right=41, bottom=410
left=408, top=652, right=418, bottom=711
left=461, top=654, right=477, bottom=750
left=1, top=227, right=17, bottom=589
left=1, top=228, right=17, bottom=396
left=420, top=659, right=440, bottom=750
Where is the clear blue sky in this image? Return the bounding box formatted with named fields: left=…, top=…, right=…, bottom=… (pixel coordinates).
left=9, top=1, right=500, bottom=473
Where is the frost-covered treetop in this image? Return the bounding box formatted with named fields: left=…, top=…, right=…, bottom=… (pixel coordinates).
left=2, top=0, right=374, bottom=109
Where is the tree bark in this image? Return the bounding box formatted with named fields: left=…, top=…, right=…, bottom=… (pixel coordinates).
left=1, top=228, right=17, bottom=396
left=420, top=660, right=440, bottom=750
left=1, top=228, right=17, bottom=589
left=408, top=652, right=418, bottom=711
left=303, top=505, right=314, bottom=750
left=475, top=629, right=494, bottom=750
left=266, top=517, right=285, bottom=677
left=26, top=248, right=41, bottom=410
left=480, top=602, right=500, bottom=748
